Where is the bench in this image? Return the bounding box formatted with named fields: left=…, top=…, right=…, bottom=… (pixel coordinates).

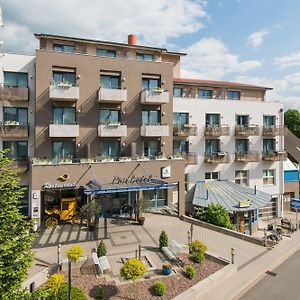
left=92, top=252, right=111, bottom=276
left=162, top=240, right=184, bottom=262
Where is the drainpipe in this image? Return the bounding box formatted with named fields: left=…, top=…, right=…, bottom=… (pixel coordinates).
left=279, top=108, right=284, bottom=218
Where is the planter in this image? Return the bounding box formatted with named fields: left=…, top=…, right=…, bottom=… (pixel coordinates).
left=88, top=224, right=96, bottom=231
left=163, top=268, right=172, bottom=275
left=137, top=217, right=145, bottom=225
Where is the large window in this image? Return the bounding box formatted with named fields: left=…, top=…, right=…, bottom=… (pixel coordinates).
left=53, top=107, right=76, bottom=124
left=173, top=140, right=188, bottom=154
left=263, top=115, right=276, bottom=126
left=227, top=91, right=241, bottom=100
left=52, top=141, right=75, bottom=160
left=96, top=48, right=116, bottom=58
left=263, top=169, right=275, bottom=185
left=142, top=78, right=159, bottom=91
left=100, top=109, right=120, bottom=124
left=173, top=112, right=188, bottom=126
left=142, top=110, right=160, bottom=125
left=236, top=115, right=249, bottom=125
left=53, top=44, right=75, bottom=53
left=4, top=71, right=28, bottom=87
left=3, top=141, right=28, bottom=160
left=99, top=139, right=120, bottom=158
left=52, top=71, right=76, bottom=86
left=206, top=114, right=220, bottom=126
left=143, top=140, right=160, bottom=158
left=19, top=186, right=29, bottom=216
left=143, top=189, right=167, bottom=207
left=235, top=170, right=248, bottom=186
left=235, top=139, right=249, bottom=153
left=3, top=107, right=28, bottom=125
left=137, top=53, right=154, bottom=61
left=205, top=139, right=220, bottom=154
left=173, top=88, right=183, bottom=97
left=199, top=89, right=212, bottom=99
left=263, top=139, right=275, bottom=153
left=100, top=75, right=120, bottom=89
left=205, top=172, right=219, bottom=180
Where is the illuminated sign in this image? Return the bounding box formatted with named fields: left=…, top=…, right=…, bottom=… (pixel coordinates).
left=43, top=183, right=76, bottom=190
left=161, top=166, right=171, bottom=178
left=239, top=200, right=251, bottom=208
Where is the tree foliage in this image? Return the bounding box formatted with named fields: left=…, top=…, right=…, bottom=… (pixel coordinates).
left=97, top=240, right=107, bottom=257
left=0, top=150, right=35, bottom=299
left=159, top=230, right=168, bottom=250
left=66, top=245, right=84, bottom=262
left=285, top=109, right=300, bottom=138
left=120, top=258, right=147, bottom=280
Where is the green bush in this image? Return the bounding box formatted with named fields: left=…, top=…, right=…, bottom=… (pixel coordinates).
left=97, top=240, right=107, bottom=257
left=30, top=288, right=52, bottom=300
left=57, top=283, right=87, bottom=300
left=189, top=240, right=208, bottom=254
left=192, top=251, right=205, bottom=264
left=120, top=258, right=147, bottom=280
left=154, top=281, right=167, bottom=296
left=95, top=285, right=104, bottom=300
left=186, top=265, right=196, bottom=279
left=159, top=230, right=168, bottom=250
left=45, top=273, right=65, bottom=295
left=66, top=245, right=84, bottom=262
left=206, top=204, right=233, bottom=229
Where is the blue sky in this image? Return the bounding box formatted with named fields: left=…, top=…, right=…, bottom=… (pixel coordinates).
left=0, top=0, right=300, bottom=108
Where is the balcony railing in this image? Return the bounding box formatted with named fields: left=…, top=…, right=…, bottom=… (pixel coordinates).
left=204, top=152, right=230, bottom=164
left=0, top=124, right=29, bottom=138
left=262, top=126, right=286, bottom=136
left=182, top=152, right=198, bottom=165
left=262, top=151, right=287, bottom=161
left=49, top=124, right=79, bottom=137
left=235, top=125, right=260, bottom=136
left=49, top=84, right=79, bottom=101
left=173, top=124, right=197, bottom=137
left=235, top=151, right=259, bottom=162
left=141, top=89, right=169, bottom=104
left=11, top=157, right=29, bottom=173
left=141, top=124, right=169, bottom=137
left=98, top=124, right=127, bottom=137
left=0, top=86, right=29, bottom=101
left=98, top=87, right=127, bottom=103
left=205, top=125, right=230, bottom=136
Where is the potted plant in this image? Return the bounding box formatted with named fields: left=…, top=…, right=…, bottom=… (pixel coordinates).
left=136, top=197, right=150, bottom=225
left=162, top=262, right=172, bottom=275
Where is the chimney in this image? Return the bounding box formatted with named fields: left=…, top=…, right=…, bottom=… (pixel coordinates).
left=128, top=34, right=137, bottom=45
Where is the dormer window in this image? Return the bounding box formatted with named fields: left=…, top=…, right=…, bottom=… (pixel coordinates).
left=137, top=53, right=154, bottom=61
left=97, top=48, right=117, bottom=58
left=53, top=44, right=75, bottom=53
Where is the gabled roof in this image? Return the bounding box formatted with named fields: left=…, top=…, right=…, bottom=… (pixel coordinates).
left=285, top=128, right=300, bottom=163
left=173, top=77, right=272, bottom=90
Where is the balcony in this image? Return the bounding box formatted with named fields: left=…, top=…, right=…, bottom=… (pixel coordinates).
left=0, top=86, right=29, bottom=101
left=235, top=125, right=260, bottom=136
left=235, top=151, right=259, bottom=162
left=0, top=124, right=29, bottom=138
left=183, top=152, right=198, bottom=165
left=11, top=157, right=29, bottom=173
left=141, top=89, right=169, bottom=105
left=49, top=124, right=79, bottom=137
left=205, top=125, right=230, bottom=137
left=98, top=124, right=127, bottom=137
left=262, top=151, right=287, bottom=161
left=262, top=126, right=286, bottom=136
left=141, top=124, right=169, bottom=137
left=173, top=124, right=197, bottom=137
left=204, top=152, right=230, bottom=164
left=98, top=88, right=127, bottom=103
left=49, top=84, right=79, bottom=101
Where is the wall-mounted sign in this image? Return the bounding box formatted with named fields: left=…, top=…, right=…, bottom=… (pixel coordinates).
left=58, top=174, right=70, bottom=182
left=239, top=200, right=251, bottom=208
left=43, top=182, right=77, bottom=190
left=112, top=174, right=165, bottom=185
left=161, top=166, right=171, bottom=178
left=31, top=190, right=41, bottom=218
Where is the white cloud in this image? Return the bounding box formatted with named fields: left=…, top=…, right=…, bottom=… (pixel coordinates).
left=274, top=51, right=300, bottom=69
left=181, top=38, right=261, bottom=79
left=0, top=0, right=208, bottom=52
left=247, top=28, right=269, bottom=49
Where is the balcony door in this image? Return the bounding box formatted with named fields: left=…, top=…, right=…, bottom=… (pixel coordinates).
left=263, top=115, right=276, bottom=126
left=143, top=140, right=160, bottom=158
left=173, top=112, right=188, bottom=128
left=263, top=139, right=275, bottom=153
left=52, top=71, right=76, bottom=86
left=205, top=139, right=219, bottom=154
left=206, top=114, right=220, bottom=126
left=142, top=110, right=160, bottom=125
left=173, top=140, right=189, bottom=154
left=52, top=141, right=75, bottom=161
left=100, top=109, right=120, bottom=124
left=236, top=139, right=249, bottom=153
left=4, top=71, right=28, bottom=87
left=100, top=75, right=120, bottom=90
left=142, top=78, right=159, bottom=91
left=99, top=139, right=120, bottom=158
left=236, top=115, right=249, bottom=125
left=3, top=141, right=28, bottom=160
left=3, top=107, right=28, bottom=125
left=53, top=107, right=76, bottom=124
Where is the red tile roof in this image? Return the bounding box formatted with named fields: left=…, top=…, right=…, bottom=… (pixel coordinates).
left=173, top=78, right=272, bottom=90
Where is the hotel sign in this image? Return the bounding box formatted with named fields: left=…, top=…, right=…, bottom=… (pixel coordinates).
left=43, top=182, right=77, bottom=190
left=239, top=200, right=251, bottom=208
left=112, top=174, right=165, bottom=185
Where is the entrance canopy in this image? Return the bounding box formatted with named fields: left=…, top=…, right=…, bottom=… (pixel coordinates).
left=82, top=179, right=176, bottom=195
left=192, top=180, right=271, bottom=212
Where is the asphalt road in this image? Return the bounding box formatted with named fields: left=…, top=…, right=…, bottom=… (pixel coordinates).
left=240, top=249, right=300, bottom=300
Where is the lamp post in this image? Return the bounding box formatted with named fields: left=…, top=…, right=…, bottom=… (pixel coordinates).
left=68, top=258, right=71, bottom=300
left=57, top=244, right=62, bottom=272
left=231, top=246, right=235, bottom=264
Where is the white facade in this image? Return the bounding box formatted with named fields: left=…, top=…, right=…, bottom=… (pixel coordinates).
left=174, top=97, right=284, bottom=218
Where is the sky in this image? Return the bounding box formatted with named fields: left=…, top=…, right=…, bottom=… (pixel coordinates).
left=0, top=0, right=300, bottom=109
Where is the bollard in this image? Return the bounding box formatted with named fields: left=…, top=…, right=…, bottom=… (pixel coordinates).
left=187, top=230, right=191, bottom=253
left=264, top=228, right=267, bottom=247
left=135, top=249, right=138, bottom=259
left=57, top=244, right=62, bottom=271
left=29, top=282, right=35, bottom=293
left=138, top=244, right=141, bottom=260
left=231, top=246, right=235, bottom=264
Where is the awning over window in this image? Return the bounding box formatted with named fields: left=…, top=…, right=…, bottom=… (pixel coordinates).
left=192, top=180, right=272, bottom=212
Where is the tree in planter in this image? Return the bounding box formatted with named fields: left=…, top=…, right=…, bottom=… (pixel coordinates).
left=0, top=150, right=35, bottom=299
left=97, top=240, right=107, bottom=257
left=80, top=200, right=100, bottom=230
left=136, top=197, right=151, bottom=224
left=66, top=245, right=84, bottom=276
left=159, top=230, right=168, bottom=250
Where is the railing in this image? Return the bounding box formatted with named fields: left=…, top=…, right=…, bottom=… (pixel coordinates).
left=235, top=151, right=259, bottom=162
left=182, top=152, right=198, bottom=165
left=174, top=94, right=265, bottom=102
left=0, top=85, right=29, bottom=101
left=173, top=124, right=197, bottom=136
left=98, top=124, right=127, bottom=137
left=141, top=89, right=169, bottom=104
left=204, top=152, right=230, bottom=164
left=204, top=124, right=230, bottom=136
left=98, top=87, right=127, bottom=102
left=262, top=151, right=287, bottom=161
left=11, top=157, right=29, bottom=173
left=0, top=124, right=29, bottom=137
left=235, top=125, right=260, bottom=136
left=49, top=84, right=79, bottom=100
left=140, top=124, right=169, bottom=137
left=262, top=126, right=286, bottom=136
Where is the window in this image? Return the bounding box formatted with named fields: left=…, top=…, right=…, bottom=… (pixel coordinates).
left=227, top=91, right=240, bottom=100
left=263, top=169, right=275, bottom=185
left=263, top=115, right=276, bottom=126
left=99, top=139, right=120, bottom=158
left=235, top=139, right=249, bottom=153
left=3, top=141, right=28, bottom=160
left=143, top=140, right=160, bottom=158
left=143, top=189, right=167, bottom=207
left=205, top=172, right=219, bottom=180
left=235, top=170, right=248, bottom=186
left=263, top=139, right=275, bottom=153
left=100, top=109, right=120, bottom=124
left=53, top=107, right=76, bottom=124
left=96, top=48, right=117, bottom=58
left=53, top=44, right=75, bottom=53
left=173, top=112, right=189, bottom=126
left=142, top=78, right=159, bottom=91
left=259, top=198, right=276, bottom=218
left=52, top=71, right=76, bottom=86
left=3, top=107, right=28, bottom=125
left=137, top=53, right=154, bottom=61
left=173, top=140, right=188, bottom=154
left=199, top=89, right=212, bottom=99
left=100, top=75, right=120, bottom=89
left=205, top=139, right=220, bottom=154
left=173, top=88, right=183, bottom=97
left=236, top=115, right=249, bottom=125
left=206, top=114, right=220, bottom=125
left=19, top=186, right=29, bottom=216
left=4, top=72, right=28, bottom=87
left=52, top=141, right=75, bottom=160
left=142, top=110, right=160, bottom=125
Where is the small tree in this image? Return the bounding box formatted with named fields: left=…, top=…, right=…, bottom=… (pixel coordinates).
left=120, top=258, right=147, bottom=281
left=45, top=273, right=65, bottom=296
left=97, top=240, right=107, bottom=257
left=189, top=240, right=207, bottom=264
left=80, top=200, right=100, bottom=229
left=206, top=204, right=233, bottom=229
left=186, top=265, right=196, bottom=279
left=285, top=109, right=300, bottom=138
left=66, top=245, right=84, bottom=276
left=154, top=281, right=167, bottom=296
left=159, top=230, right=168, bottom=250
